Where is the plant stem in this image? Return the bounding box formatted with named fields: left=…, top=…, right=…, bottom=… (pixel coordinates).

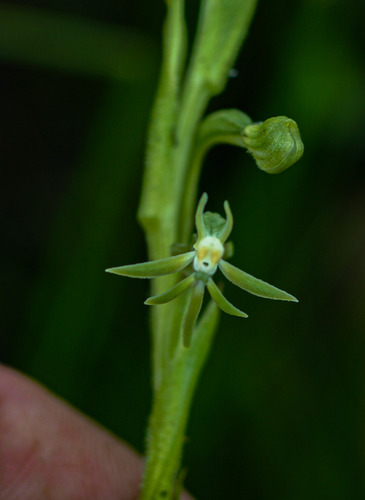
left=138, top=0, right=258, bottom=497
left=140, top=301, right=219, bottom=500
left=138, top=0, right=187, bottom=391
left=179, top=109, right=253, bottom=242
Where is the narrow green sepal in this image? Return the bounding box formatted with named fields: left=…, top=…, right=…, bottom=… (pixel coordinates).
left=183, top=281, right=205, bottom=347
left=195, top=193, right=232, bottom=242
left=219, top=260, right=298, bottom=302
left=145, top=274, right=196, bottom=305
left=242, top=116, right=304, bottom=174
left=106, top=251, right=195, bottom=279
left=206, top=278, right=248, bottom=317
left=195, top=192, right=208, bottom=240
left=219, top=200, right=234, bottom=243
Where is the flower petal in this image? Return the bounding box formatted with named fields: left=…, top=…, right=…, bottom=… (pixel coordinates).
left=145, top=274, right=196, bottom=305
left=207, top=278, right=248, bottom=317
left=219, top=200, right=234, bottom=243
left=105, top=251, right=195, bottom=278
left=219, top=260, right=298, bottom=301
left=183, top=281, right=205, bottom=347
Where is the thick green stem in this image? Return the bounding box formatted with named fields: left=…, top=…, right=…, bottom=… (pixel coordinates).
left=140, top=302, right=220, bottom=500
left=138, top=0, right=187, bottom=391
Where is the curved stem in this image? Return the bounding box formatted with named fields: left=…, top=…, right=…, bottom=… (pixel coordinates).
left=179, top=110, right=252, bottom=242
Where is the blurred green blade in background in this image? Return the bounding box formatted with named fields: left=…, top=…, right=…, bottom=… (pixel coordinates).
left=19, top=81, right=153, bottom=405
left=0, top=2, right=156, bottom=80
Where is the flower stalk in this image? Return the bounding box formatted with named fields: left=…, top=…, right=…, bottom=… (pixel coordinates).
left=106, top=0, right=303, bottom=497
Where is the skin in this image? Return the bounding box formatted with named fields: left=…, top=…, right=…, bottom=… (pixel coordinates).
left=0, top=364, right=192, bottom=500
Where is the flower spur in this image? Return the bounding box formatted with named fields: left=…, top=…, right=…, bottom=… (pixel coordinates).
left=106, top=193, right=297, bottom=346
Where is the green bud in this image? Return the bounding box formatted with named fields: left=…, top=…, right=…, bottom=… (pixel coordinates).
left=242, top=116, right=304, bottom=174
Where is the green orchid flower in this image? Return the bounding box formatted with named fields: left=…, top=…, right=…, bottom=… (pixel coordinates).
left=106, top=193, right=297, bottom=347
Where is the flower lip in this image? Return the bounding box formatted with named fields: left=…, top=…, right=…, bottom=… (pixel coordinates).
left=193, top=236, right=224, bottom=275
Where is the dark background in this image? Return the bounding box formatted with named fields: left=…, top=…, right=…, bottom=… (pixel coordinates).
left=1, top=0, right=365, bottom=498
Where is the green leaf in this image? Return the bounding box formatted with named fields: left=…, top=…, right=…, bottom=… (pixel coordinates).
left=219, top=260, right=298, bottom=301
left=183, top=282, right=205, bottom=347
left=106, top=251, right=195, bottom=278
left=206, top=279, right=248, bottom=317
left=145, top=274, right=196, bottom=305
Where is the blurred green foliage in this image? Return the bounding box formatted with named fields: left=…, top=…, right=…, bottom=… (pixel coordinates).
left=1, top=0, right=365, bottom=498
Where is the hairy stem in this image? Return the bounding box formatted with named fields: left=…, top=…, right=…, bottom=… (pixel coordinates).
left=138, top=0, right=186, bottom=391
left=140, top=302, right=219, bottom=500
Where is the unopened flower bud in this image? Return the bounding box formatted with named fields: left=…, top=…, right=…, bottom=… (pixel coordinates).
left=243, top=116, right=304, bottom=174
